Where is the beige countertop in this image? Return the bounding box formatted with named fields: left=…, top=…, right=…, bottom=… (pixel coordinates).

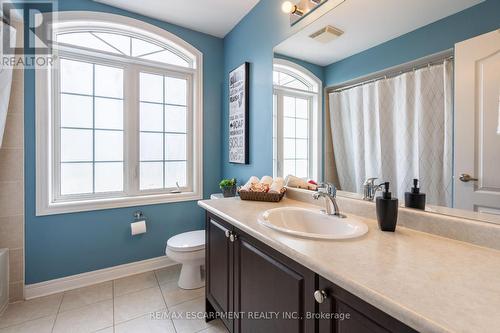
left=198, top=197, right=500, bottom=333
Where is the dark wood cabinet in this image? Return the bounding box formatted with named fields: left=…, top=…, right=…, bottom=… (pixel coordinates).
left=316, top=276, right=416, bottom=333
left=205, top=212, right=417, bottom=333
left=233, top=229, right=316, bottom=333
left=206, top=216, right=233, bottom=330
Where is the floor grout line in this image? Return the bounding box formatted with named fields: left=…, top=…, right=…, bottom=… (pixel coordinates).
left=90, top=325, right=113, bottom=333
left=153, top=269, right=169, bottom=311
left=166, top=293, right=206, bottom=310
left=50, top=293, right=64, bottom=333
left=112, top=270, right=178, bottom=328
left=153, top=269, right=179, bottom=333
left=53, top=298, right=115, bottom=332
left=59, top=298, right=112, bottom=312
left=113, top=272, right=161, bottom=298
left=113, top=305, right=169, bottom=330
left=54, top=290, right=114, bottom=315
left=154, top=268, right=181, bottom=333
left=114, top=284, right=162, bottom=304
left=0, top=314, right=57, bottom=331
left=112, top=279, right=115, bottom=333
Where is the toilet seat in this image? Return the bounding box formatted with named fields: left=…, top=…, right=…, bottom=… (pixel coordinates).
left=167, top=230, right=205, bottom=252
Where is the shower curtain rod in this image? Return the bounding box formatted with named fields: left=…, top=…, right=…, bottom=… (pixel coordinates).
left=327, top=49, right=454, bottom=93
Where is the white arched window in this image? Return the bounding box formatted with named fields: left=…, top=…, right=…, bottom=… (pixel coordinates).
left=36, top=12, right=203, bottom=215
left=273, top=59, right=321, bottom=181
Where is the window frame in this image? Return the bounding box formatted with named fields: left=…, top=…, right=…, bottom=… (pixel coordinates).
left=36, top=12, right=203, bottom=216
left=53, top=51, right=128, bottom=201
left=273, top=90, right=315, bottom=178
left=135, top=65, right=194, bottom=195
left=273, top=58, right=322, bottom=181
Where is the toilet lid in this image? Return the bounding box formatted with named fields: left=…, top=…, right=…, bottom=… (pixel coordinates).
left=167, top=230, right=205, bottom=252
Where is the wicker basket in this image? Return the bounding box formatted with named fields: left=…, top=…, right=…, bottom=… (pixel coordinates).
left=238, top=188, right=286, bottom=202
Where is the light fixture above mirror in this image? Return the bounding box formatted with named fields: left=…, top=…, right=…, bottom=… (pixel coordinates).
left=282, top=0, right=328, bottom=25
left=281, top=1, right=304, bottom=16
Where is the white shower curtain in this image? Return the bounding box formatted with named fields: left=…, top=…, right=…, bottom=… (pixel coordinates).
left=0, top=21, right=16, bottom=148
left=329, top=60, right=453, bottom=206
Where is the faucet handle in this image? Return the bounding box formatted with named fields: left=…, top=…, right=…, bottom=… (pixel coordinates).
left=328, top=184, right=337, bottom=197
left=317, top=182, right=329, bottom=192
left=364, top=177, right=378, bottom=185
left=318, top=182, right=337, bottom=197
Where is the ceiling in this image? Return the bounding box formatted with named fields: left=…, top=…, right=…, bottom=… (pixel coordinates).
left=93, top=0, right=260, bottom=37
left=274, top=0, right=484, bottom=66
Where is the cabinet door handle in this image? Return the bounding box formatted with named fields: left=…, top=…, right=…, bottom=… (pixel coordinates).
left=314, top=290, right=328, bottom=304
left=229, top=233, right=238, bottom=242
left=225, top=230, right=231, bottom=238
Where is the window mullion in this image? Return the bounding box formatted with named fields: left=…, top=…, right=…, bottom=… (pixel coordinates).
left=53, top=59, right=62, bottom=200
left=162, top=76, right=166, bottom=189
left=294, top=97, right=298, bottom=177
left=308, top=96, right=314, bottom=179
left=187, top=74, right=194, bottom=192
left=92, top=64, right=96, bottom=194
left=126, top=65, right=140, bottom=195
left=277, top=93, right=284, bottom=178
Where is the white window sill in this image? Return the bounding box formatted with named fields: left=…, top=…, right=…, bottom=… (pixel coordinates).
left=36, top=191, right=203, bottom=216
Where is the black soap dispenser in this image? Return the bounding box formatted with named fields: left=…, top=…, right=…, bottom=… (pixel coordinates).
left=376, top=182, right=398, bottom=232
left=405, top=179, right=426, bottom=210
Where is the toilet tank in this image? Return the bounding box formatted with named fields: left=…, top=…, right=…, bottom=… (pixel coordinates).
left=0, top=248, right=8, bottom=314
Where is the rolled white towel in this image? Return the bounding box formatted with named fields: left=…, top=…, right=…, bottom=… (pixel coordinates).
left=285, top=175, right=311, bottom=190
left=241, top=176, right=259, bottom=191
left=260, top=176, right=273, bottom=186
left=269, top=177, right=285, bottom=193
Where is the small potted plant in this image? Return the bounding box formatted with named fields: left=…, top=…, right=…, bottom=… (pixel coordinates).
left=219, top=178, right=237, bottom=198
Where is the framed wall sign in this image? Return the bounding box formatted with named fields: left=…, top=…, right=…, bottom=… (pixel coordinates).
left=228, top=62, right=249, bottom=164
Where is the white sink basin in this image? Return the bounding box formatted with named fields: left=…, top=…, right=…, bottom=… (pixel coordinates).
left=258, top=207, right=368, bottom=240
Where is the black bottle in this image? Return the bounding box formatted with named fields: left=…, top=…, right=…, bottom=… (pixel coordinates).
left=404, top=179, right=426, bottom=210
left=376, top=182, right=398, bottom=232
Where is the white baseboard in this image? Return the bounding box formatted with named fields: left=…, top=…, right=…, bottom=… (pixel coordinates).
left=24, top=256, right=176, bottom=300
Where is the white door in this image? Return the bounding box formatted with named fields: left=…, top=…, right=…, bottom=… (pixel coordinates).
left=454, top=29, right=500, bottom=214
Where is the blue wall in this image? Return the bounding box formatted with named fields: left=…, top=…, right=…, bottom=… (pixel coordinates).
left=25, top=0, right=223, bottom=284
left=222, top=0, right=294, bottom=183
left=325, top=0, right=500, bottom=86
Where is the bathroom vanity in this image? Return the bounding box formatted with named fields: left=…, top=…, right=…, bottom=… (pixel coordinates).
left=198, top=195, right=500, bottom=333
left=204, top=211, right=415, bottom=333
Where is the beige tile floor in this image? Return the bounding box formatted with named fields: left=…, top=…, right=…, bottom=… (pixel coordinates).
left=0, top=265, right=228, bottom=333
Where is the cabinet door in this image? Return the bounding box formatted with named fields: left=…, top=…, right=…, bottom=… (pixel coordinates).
left=317, top=276, right=416, bottom=333
left=233, top=230, right=315, bottom=333
left=206, top=214, right=233, bottom=329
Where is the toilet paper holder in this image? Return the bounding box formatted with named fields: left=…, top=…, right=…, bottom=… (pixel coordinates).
left=131, top=211, right=147, bottom=236
left=133, top=211, right=144, bottom=221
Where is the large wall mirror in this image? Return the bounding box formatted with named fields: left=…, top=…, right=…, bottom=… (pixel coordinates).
left=273, top=0, right=500, bottom=224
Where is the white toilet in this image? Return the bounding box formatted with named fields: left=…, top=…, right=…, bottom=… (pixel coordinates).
left=165, top=230, right=205, bottom=289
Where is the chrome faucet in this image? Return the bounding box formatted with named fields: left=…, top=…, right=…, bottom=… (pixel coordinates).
left=363, top=177, right=383, bottom=201
left=312, top=183, right=345, bottom=218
